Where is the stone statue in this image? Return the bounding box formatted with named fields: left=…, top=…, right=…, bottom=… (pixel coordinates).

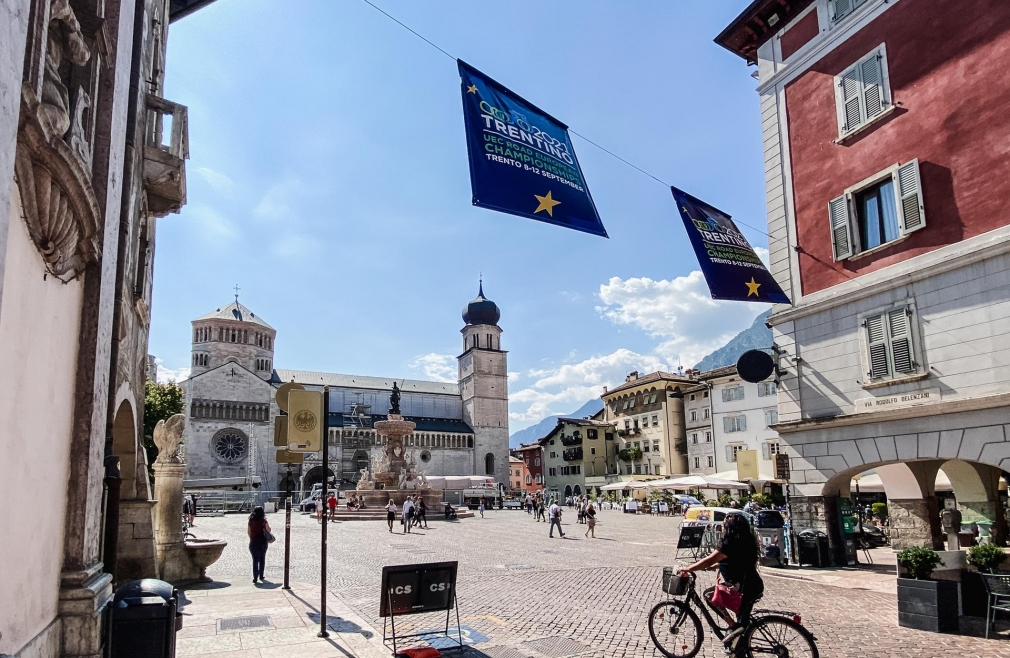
left=398, top=467, right=407, bottom=490
left=417, top=471, right=430, bottom=490
left=389, top=382, right=401, bottom=415
left=41, top=0, right=91, bottom=137
left=357, top=466, right=375, bottom=490
left=153, top=413, right=185, bottom=464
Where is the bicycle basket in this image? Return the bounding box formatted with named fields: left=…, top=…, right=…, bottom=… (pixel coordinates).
left=662, top=567, right=690, bottom=596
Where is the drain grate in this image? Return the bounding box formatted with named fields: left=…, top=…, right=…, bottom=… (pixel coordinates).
left=471, top=647, right=533, bottom=658
left=217, top=615, right=272, bottom=632
left=520, top=636, right=592, bottom=657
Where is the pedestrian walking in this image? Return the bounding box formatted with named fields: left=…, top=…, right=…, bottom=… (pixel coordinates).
left=479, top=499, right=485, bottom=518
left=537, top=500, right=547, bottom=522
left=549, top=501, right=565, bottom=538
left=585, top=502, right=597, bottom=538
left=247, top=506, right=271, bottom=583
left=402, top=498, right=414, bottom=534
left=327, top=492, right=338, bottom=522
left=416, top=498, right=428, bottom=528
left=386, top=499, right=396, bottom=533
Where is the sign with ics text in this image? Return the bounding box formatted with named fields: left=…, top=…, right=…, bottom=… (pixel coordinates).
left=380, top=561, right=458, bottom=618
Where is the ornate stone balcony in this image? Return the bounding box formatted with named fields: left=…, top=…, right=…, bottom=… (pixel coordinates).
left=143, top=94, right=189, bottom=217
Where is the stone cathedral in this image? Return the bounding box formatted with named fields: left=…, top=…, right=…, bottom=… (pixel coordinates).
left=181, top=285, right=510, bottom=498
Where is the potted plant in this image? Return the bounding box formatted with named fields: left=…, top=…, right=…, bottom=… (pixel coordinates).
left=896, top=546, right=958, bottom=633
left=962, top=543, right=1007, bottom=617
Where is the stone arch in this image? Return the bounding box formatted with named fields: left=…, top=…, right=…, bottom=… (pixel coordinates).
left=573, top=485, right=582, bottom=496
left=111, top=399, right=138, bottom=500
left=564, top=484, right=573, bottom=498
left=484, top=452, right=495, bottom=476
left=302, top=466, right=335, bottom=495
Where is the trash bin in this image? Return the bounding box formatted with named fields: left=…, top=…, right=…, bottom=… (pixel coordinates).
left=797, top=530, right=830, bottom=568
left=108, top=579, right=181, bottom=658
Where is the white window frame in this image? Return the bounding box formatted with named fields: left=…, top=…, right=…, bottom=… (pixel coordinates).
left=694, top=457, right=700, bottom=469
left=721, top=386, right=745, bottom=403
left=707, top=456, right=714, bottom=468
left=764, top=409, right=779, bottom=426
left=690, top=410, right=697, bottom=421
left=834, top=44, right=892, bottom=139
left=830, top=0, right=871, bottom=24
left=723, top=414, right=747, bottom=433
left=858, top=301, right=925, bottom=385
left=704, top=408, right=710, bottom=420
left=757, top=381, right=777, bottom=397
left=762, top=441, right=781, bottom=461
left=725, top=443, right=747, bottom=463
left=705, top=431, right=712, bottom=443
left=829, top=159, right=926, bottom=261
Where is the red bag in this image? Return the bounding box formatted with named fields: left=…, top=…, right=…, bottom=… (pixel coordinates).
left=395, top=648, right=441, bottom=658
left=711, top=576, right=743, bottom=613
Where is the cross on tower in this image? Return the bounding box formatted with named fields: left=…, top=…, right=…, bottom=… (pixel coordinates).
left=233, top=284, right=240, bottom=302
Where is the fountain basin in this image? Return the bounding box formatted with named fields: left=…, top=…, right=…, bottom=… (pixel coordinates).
left=184, top=538, right=227, bottom=581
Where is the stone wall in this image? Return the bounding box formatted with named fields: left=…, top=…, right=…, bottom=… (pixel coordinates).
left=888, top=498, right=943, bottom=550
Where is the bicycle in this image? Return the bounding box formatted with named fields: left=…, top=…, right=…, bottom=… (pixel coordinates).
left=648, top=569, right=818, bottom=658
left=181, top=513, right=196, bottom=541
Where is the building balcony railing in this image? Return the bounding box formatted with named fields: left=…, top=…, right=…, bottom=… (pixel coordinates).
left=560, top=434, right=583, bottom=446
left=562, top=447, right=583, bottom=462
left=143, top=94, right=189, bottom=217
left=617, top=427, right=641, bottom=438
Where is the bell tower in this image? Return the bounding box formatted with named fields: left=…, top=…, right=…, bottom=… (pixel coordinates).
left=458, top=282, right=509, bottom=485
left=190, top=292, right=276, bottom=380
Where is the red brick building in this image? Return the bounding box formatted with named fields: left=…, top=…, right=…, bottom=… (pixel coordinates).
left=717, top=0, right=1010, bottom=562
left=514, top=443, right=544, bottom=492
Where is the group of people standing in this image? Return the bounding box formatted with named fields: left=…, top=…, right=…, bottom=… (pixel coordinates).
left=386, top=495, right=428, bottom=533
left=523, top=492, right=598, bottom=538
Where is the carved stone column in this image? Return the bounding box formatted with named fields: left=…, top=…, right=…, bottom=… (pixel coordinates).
left=152, top=462, right=200, bottom=582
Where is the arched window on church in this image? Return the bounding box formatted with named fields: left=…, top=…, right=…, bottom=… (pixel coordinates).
left=468, top=437, right=473, bottom=449
left=484, top=453, right=495, bottom=475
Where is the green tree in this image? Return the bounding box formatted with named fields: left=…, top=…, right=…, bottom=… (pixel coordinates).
left=143, top=380, right=184, bottom=475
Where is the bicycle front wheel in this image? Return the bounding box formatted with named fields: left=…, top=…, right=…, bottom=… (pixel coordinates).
left=742, top=615, right=818, bottom=658
left=648, top=600, right=703, bottom=658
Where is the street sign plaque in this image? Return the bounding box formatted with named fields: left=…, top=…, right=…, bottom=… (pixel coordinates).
left=287, top=389, right=323, bottom=452
left=276, top=449, right=304, bottom=464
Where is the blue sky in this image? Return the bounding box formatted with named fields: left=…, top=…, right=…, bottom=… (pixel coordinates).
left=152, top=0, right=770, bottom=431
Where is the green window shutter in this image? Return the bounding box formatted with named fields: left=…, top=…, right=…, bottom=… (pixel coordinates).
left=895, top=159, right=926, bottom=234
left=865, top=314, right=890, bottom=379
left=838, top=65, right=863, bottom=133
left=888, top=308, right=916, bottom=374
left=860, top=52, right=887, bottom=120
left=829, top=194, right=854, bottom=260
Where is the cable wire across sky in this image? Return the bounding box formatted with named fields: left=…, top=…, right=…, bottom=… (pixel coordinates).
left=358, top=0, right=773, bottom=240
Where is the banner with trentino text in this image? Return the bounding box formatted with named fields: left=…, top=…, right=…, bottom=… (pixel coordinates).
left=458, top=60, right=608, bottom=238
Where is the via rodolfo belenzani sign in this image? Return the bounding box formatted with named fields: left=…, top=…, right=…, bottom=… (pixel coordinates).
left=458, top=60, right=608, bottom=238
left=672, top=186, right=790, bottom=304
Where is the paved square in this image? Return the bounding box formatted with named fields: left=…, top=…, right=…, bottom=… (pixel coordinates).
left=193, top=507, right=1010, bottom=657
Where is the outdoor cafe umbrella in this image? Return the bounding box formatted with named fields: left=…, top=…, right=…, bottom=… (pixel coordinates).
left=648, top=475, right=750, bottom=491
left=600, top=481, right=652, bottom=491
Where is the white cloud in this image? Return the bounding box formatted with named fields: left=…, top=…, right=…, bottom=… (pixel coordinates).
left=193, top=166, right=236, bottom=195
left=184, top=204, right=240, bottom=240
left=507, top=371, right=520, bottom=383
left=157, top=363, right=190, bottom=383
left=508, top=348, right=671, bottom=426
left=596, top=272, right=768, bottom=369
left=272, top=234, right=322, bottom=259
left=254, top=178, right=304, bottom=221
left=408, top=353, right=457, bottom=383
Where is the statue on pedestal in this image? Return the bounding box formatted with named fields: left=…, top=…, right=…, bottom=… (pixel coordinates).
left=389, top=381, right=401, bottom=416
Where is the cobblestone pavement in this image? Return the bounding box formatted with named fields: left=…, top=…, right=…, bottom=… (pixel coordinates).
left=193, top=507, right=1010, bottom=657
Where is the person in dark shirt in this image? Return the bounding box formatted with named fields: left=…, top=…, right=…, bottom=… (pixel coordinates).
left=247, top=506, right=272, bottom=583
left=678, top=513, right=764, bottom=646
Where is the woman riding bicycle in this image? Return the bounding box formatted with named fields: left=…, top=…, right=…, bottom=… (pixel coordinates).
left=677, top=512, right=764, bottom=646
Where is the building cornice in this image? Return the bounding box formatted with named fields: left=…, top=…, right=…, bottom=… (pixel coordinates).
left=771, top=392, right=1010, bottom=434
left=770, top=224, right=1010, bottom=326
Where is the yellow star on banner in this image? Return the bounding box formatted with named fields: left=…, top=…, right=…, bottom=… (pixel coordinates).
left=534, top=191, right=561, bottom=217
left=745, top=277, right=761, bottom=297
left=467, top=84, right=478, bottom=94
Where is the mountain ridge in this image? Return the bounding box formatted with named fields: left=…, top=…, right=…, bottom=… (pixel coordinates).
left=508, top=398, right=603, bottom=448
left=693, top=309, right=772, bottom=372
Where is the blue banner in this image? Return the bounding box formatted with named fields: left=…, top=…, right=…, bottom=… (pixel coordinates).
left=672, top=186, right=790, bottom=304
left=458, top=60, right=607, bottom=238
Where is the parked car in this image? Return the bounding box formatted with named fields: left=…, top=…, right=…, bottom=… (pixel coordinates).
left=299, top=494, right=322, bottom=513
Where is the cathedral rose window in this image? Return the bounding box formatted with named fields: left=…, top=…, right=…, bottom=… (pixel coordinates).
left=213, top=429, right=248, bottom=462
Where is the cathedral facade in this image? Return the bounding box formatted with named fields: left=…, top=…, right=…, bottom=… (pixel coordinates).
left=181, top=286, right=510, bottom=498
